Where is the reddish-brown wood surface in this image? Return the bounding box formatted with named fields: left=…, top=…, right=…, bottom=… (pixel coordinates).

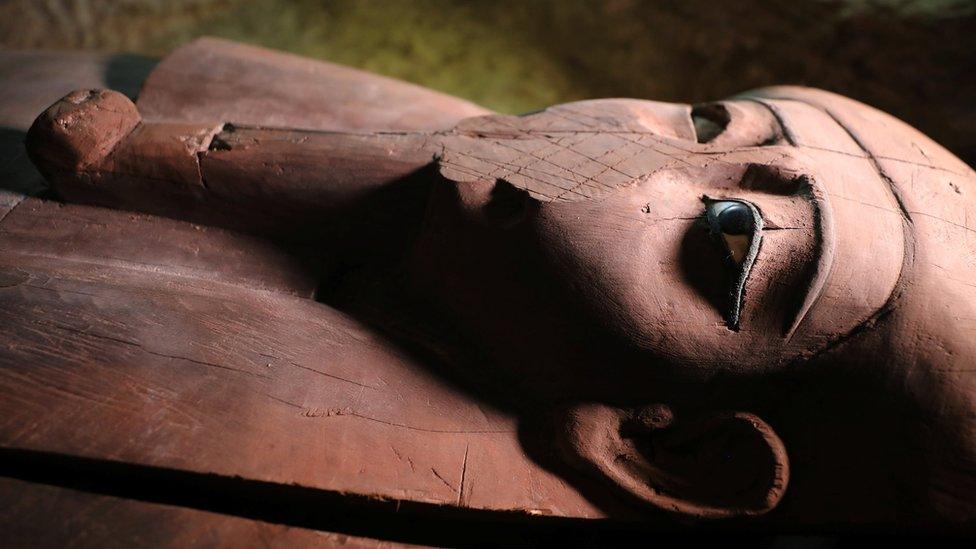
left=0, top=43, right=606, bottom=545
left=0, top=192, right=600, bottom=518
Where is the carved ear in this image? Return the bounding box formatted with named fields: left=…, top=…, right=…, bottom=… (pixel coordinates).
left=556, top=403, right=789, bottom=519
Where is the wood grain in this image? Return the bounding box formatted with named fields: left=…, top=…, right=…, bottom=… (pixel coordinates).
left=0, top=194, right=601, bottom=520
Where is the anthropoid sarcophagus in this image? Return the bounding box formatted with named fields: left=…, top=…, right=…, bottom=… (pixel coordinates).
left=2, top=38, right=975, bottom=545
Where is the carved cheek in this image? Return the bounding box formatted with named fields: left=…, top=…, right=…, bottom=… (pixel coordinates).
left=531, top=164, right=827, bottom=375
left=532, top=179, right=728, bottom=365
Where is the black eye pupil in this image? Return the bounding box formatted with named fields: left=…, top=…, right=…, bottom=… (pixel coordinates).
left=716, top=202, right=753, bottom=235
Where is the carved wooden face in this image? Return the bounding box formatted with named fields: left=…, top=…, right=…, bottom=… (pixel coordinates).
left=411, top=88, right=976, bottom=520
left=417, top=93, right=913, bottom=383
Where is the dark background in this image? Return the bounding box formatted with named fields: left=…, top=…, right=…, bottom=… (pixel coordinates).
left=2, top=0, right=975, bottom=163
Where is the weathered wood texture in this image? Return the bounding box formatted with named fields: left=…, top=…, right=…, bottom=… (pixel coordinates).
left=28, top=97, right=436, bottom=241
left=0, top=193, right=601, bottom=519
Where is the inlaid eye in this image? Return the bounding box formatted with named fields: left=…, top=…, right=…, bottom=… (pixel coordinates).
left=703, top=198, right=764, bottom=330
left=711, top=201, right=754, bottom=235
left=706, top=201, right=757, bottom=265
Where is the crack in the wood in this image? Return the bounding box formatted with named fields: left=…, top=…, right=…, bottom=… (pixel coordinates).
left=287, top=360, right=377, bottom=390
left=430, top=467, right=455, bottom=492
left=43, top=321, right=272, bottom=379
left=457, top=443, right=469, bottom=507
left=301, top=410, right=513, bottom=435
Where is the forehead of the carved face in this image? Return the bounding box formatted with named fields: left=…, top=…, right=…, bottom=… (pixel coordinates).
left=439, top=98, right=792, bottom=202
left=745, top=86, right=975, bottom=191
left=742, top=86, right=976, bottom=293
left=747, top=87, right=976, bottom=353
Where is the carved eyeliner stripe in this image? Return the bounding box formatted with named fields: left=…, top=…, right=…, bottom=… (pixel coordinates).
left=702, top=197, right=764, bottom=330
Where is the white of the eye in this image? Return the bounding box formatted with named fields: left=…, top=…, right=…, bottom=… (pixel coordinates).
left=722, top=233, right=751, bottom=265
left=707, top=201, right=754, bottom=264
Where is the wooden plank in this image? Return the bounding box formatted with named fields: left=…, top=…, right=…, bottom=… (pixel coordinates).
left=0, top=197, right=318, bottom=298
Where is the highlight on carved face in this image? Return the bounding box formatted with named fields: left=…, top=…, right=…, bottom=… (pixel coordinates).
left=429, top=95, right=907, bottom=379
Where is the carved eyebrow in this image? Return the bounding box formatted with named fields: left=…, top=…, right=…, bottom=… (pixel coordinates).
left=738, top=100, right=835, bottom=340
left=744, top=94, right=914, bottom=350
left=779, top=183, right=834, bottom=340
left=725, top=168, right=833, bottom=339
